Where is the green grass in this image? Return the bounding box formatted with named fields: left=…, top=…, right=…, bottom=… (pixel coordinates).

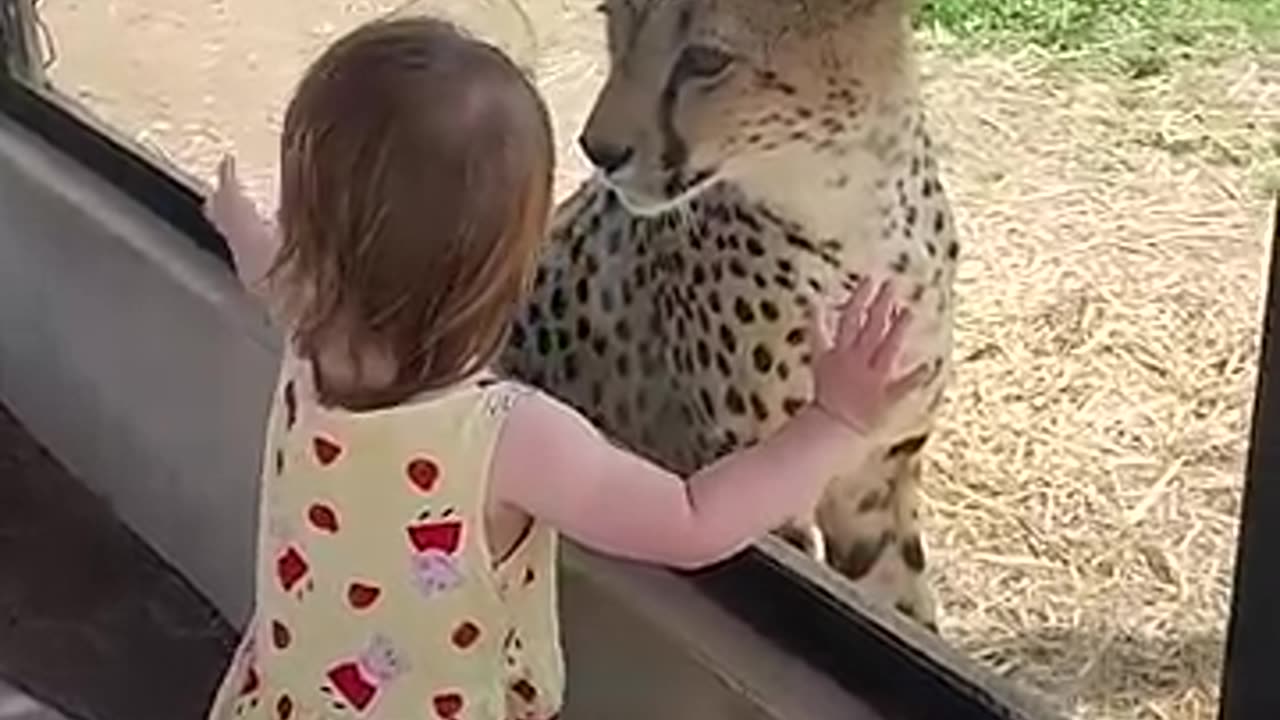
left=915, top=0, right=1280, bottom=73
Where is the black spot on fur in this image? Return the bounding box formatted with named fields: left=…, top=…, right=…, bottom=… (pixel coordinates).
left=719, top=325, right=738, bottom=353
left=700, top=388, right=715, bottom=418
left=839, top=531, right=893, bottom=580
left=857, top=491, right=882, bottom=514
left=696, top=340, right=711, bottom=368
left=887, top=434, right=929, bottom=458
left=752, top=344, right=773, bottom=373
left=716, top=353, right=732, bottom=377
left=550, top=288, right=567, bottom=319
left=782, top=397, right=806, bottom=416
left=563, top=352, right=580, bottom=382
left=725, top=387, right=746, bottom=415
left=901, top=535, right=926, bottom=572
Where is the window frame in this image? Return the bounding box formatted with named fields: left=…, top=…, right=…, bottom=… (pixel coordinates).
left=6, top=3, right=1275, bottom=719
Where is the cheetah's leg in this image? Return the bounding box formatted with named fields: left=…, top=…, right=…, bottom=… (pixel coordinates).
left=815, top=432, right=938, bottom=631
left=774, top=517, right=827, bottom=564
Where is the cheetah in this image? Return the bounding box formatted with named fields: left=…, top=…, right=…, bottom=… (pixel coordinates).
left=500, top=0, right=958, bottom=630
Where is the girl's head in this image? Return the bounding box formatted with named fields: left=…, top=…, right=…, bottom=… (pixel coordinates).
left=272, top=16, right=553, bottom=410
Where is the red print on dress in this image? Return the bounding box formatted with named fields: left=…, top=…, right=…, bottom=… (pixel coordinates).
left=432, top=691, right=464, bottom=719
left=275, top=540, right=312, bottom=597
left=321, top=635, right=407, bottom=715
left=271, top=620, right=292, bottom=650
left=313, top=436, right=342, bottom=466
left=307, top=503, right=340, bottom=533
left=346, top=581, right=382, bottom=610
left=406, top=457, right=440, bottom=493
left=451, top=621, right=481, bottom=650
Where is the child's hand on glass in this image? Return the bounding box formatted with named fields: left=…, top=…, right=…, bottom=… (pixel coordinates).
left=810, top=278, right=929, bottom=436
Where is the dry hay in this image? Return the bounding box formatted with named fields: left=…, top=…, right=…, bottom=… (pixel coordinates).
left=917, top=39, right=1278, bottom=720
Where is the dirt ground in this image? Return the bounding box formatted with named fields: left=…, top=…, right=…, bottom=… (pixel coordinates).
left=33, top=1, right=1280, bottom=719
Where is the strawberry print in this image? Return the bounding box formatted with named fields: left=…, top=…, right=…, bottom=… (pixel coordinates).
left=406, top=457, right=440, bottom=494
left=321, top=635, right=407, bottom=715
left=313, top=436, right=342, bottom=466
left=523, top=567, right=536, bottom=586
left=271, top=620, right=292, bottom=650
left=276, top=694, right=294, bottom=720
left=431, top=691, right=464, bottom=719
left=274, top=449, right=285, bottom=476
left=283, top=381, right=297, bottom=430
left=347, top=582, right=382, bottom=610
left=276, top=545, right=310, bottom=594
left=307, top=503, right=340, bottom=533
left=451, top=621, right=481, bottom=650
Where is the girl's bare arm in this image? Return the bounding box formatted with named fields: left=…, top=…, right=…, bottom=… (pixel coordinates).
left=490, top=279, right=925, bottom=569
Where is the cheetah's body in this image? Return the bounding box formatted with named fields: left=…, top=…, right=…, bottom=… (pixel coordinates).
left=500, top=0, right=957, bottom=627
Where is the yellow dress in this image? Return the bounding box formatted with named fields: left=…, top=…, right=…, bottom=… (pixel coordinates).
left=207, top=355, right=562, bottom=720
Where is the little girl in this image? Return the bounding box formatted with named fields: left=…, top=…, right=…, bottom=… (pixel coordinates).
left=204, top=15, right=923, bottom=720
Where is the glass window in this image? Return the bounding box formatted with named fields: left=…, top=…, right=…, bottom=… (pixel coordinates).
left=21, top=2, right=1279, bottom=719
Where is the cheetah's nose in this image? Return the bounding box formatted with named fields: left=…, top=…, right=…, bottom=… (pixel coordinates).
left=578, top=136, right=634, bottom=175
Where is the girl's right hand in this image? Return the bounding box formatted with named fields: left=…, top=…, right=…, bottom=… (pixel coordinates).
left=810, top=278, right=929, bottom=437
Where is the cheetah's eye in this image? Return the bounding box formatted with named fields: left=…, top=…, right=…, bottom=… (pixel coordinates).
left=678, top=44, right=735, bottom=80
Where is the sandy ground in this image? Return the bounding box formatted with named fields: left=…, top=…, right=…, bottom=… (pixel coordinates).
left=32, top=1, right=1280, bottom=719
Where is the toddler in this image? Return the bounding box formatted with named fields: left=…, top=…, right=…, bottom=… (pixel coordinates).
left=204, top=15, right=923, bottom=720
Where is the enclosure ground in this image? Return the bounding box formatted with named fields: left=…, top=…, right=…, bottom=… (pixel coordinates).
left=30, top=1, right=1280, bottom=718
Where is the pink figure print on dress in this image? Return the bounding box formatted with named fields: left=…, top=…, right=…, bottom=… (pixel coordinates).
left=406, top=508, right=465, bottom=598
left=322, top=634, right=408, bottom=715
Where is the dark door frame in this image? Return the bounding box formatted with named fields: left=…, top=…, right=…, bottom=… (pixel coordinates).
left=1217, top=196, right=1280, bottom=720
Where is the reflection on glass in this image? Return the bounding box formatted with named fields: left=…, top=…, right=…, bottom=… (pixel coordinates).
left=41, top=0, right=605, bottom=205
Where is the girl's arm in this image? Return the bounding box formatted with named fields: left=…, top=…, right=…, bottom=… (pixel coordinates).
left=490, top=278, right=926, bottom=569
left=204, top=155, right=280, bottom=302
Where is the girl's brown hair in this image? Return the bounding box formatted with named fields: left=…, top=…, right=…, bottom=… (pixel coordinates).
left=270, top=16, right=553, bottom=411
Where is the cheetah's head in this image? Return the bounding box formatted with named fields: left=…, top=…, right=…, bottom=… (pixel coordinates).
left=580, top=0, right=913, bottom=215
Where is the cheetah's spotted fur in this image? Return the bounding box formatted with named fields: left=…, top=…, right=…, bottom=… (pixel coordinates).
left=501, top=0, right=957, bottom=629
